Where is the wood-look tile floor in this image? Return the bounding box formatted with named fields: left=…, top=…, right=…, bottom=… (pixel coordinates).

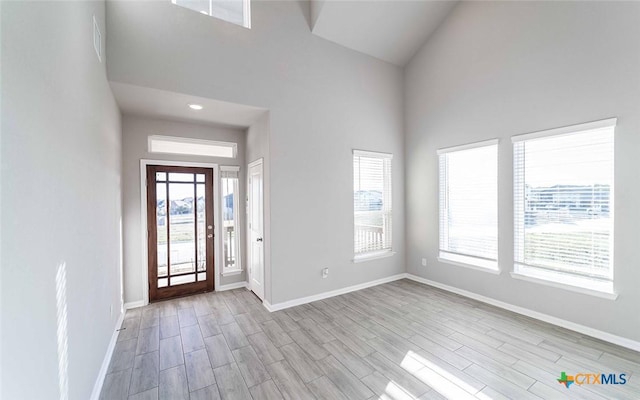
left=101, top=279, right=640, bottom=399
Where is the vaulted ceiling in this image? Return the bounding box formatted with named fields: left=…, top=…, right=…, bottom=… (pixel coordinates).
left=311, top=0, right=459, bottom=66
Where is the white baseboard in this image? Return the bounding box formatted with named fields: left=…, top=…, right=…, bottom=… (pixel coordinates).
left=90, top=312, right=124, bottom=400
left=405, top=273, right=640, bottom=352
left=218, top=281, right=248, bottom=291
left=263, top=273, right=407, bottom=312
left=124, top=300, right=145, bottom=310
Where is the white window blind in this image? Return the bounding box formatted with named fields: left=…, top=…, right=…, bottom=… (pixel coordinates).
left=221, top=167, right=241, bottom=273
left=438, top=141, right=498, bottom=270
left=353, top=150, right=392, bottom=258
left=513, top=119, right=615, bottom=293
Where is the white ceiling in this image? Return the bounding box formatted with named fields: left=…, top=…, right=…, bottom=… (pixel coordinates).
left=110, top=82, right=267, bottom=128
left=311, top=0, right=459, bottom=66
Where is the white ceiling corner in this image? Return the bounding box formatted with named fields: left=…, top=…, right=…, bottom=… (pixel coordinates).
left=311, top=0, right=459, bottom=66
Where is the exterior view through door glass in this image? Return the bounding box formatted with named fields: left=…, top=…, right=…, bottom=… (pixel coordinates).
left=147, top=165, right=214, bottom=301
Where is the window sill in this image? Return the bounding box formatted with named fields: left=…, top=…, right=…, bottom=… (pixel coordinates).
left=510, top=270, right=617, bottom=300
left=353, top=251, right=396, bottom=263
left=222, top=269, right=244, bottom=277
left=437, top=253, right=500, bottom=275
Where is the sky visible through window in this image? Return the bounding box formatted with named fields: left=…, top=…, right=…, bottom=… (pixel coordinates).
left=524, top=128, right=613, bottom=187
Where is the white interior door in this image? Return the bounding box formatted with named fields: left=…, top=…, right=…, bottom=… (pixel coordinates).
left=248, top=159, right=265, bottom=300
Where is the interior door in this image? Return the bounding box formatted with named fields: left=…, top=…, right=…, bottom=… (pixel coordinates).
left=248, top=160, right=265, bottom=300
left=147, top=165, right=215, bottom=301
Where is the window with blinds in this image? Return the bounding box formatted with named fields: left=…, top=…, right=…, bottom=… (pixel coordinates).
left=513, top=119, right=615, bottom=294
left=353, top=150, right=393, bottom=259
left=221, top=167, right=241, bottom=274
left=172, top=0, right=251, bottom=29
left=438, top=140, right=498, bottom=271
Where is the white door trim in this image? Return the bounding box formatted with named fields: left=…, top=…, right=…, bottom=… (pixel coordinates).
left=139, top=159, right=220, bottom=306
left=247, top=158, right=265, bottom=300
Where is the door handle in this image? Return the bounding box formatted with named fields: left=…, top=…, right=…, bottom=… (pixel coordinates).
left=256, top=237, right=263, bottom=242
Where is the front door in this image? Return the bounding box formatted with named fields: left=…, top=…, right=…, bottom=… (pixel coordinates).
left=248, top=159, right=265, bottom=300
left=147, top=165, right=215, bottom=301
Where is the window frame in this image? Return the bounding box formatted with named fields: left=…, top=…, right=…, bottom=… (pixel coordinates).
left=511, top=118, right=616, bottom=297
left=148, top=135, right=237, bottom=159
left=437, top=139, right=500, bottom=273
left=352, top=149, right=394, bottom=262
left=171, top=0, right=251, bottom=29
left=220, top=166, right=242, bottom=275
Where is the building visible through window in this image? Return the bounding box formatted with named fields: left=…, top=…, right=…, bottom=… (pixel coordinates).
left=513, top=119, right=615, bottom=294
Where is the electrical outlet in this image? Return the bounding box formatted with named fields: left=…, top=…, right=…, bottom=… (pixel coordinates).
left=421, top=258, right=427, bottom=267
left=322, top=268, right=329, bottom=278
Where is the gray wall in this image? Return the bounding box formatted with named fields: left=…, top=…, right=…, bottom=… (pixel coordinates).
left=108, top=1, right=406, bottom=304
left=1, top=2, right=123, bottom=399
left=405, top=1, right=640, bottom=341
left=121, top=115, right=247, bottom=305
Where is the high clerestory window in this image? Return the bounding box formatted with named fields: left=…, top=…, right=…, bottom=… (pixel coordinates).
left=172, top=0, right=251, bottom=29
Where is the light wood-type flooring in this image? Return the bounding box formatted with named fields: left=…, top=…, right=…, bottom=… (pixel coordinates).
left=101, top=279, right=640, bottom=399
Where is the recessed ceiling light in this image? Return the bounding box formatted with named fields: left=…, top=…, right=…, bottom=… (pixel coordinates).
left=188, top=104, right=203, bottom=111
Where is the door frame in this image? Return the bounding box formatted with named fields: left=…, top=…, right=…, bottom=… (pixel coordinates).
left=140, top=159, right=221, bottom=306
left=247, top=158, right=265, bottom=300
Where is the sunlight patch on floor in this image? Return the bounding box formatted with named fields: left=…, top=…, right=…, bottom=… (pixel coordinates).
left=401, top=350, right=480, bottom=399
left=382, top=380, right=420, bottom=400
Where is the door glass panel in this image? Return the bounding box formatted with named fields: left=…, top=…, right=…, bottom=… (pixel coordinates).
left=173, top=274, right=196, bottom=285
left=169, top=173, right=195, bottom=182
left=169, top=181, right=196, bottom=276
left=157, top=182, right=168, bottom=277
left=149, top=166, right=213, bottom=300
left=222, top=177, right=236, bottom=269
left=196, top=183, right=207, bottom=273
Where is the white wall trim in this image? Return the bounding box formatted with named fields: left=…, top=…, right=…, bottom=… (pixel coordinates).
left=510, top=271, right=617, bottom=300
left=511, top=117, right=617, bottom=143
left=124, top=300, right=145, bottom=310
left=90, top=312, right=124, bottom=400
left=405, top=274, right=640, bottom=352
left=353, top=149, right=393, bottom=160
left=263, top=273, right=407, bottom=312
left=218, top=281, right=248, bottom=291
left=437, top=138, right=499, bottom=155
left=352, top=250, right=396, bottom=263
left=139, top=159, right=221, bottom=306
